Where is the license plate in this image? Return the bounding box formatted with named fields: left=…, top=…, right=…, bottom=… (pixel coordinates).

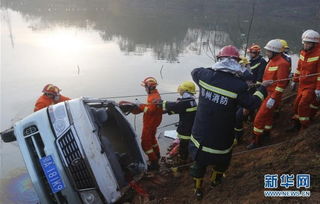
left=40, top=155, right=65, bottom=193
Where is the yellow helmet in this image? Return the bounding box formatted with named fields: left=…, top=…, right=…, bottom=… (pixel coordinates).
left=279, top=39, right=289, bottom=49
left=239, top=56, right=250, bottom=65
left=177, top=81, right=196, bottom=94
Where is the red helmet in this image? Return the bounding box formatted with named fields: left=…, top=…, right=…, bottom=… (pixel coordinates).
left=42, top=84, right=60, bottom=95
left=141, top=77, right=158, bottom=88
left=217, top=45, right=240, bottom=59
left=247, top=44, right=261, bottom=53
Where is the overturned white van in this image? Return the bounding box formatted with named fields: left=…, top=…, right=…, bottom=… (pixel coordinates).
left=1, top=97, right=147, bottom=203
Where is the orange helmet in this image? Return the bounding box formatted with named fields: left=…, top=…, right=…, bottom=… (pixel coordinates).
left=247, top=44, right=261, bottom=53
left=42, top=84, right=60, bottom=95
left=141, top=77, right=158, bottom=88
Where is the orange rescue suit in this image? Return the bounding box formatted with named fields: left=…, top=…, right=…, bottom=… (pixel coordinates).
left=34, top=95, right=71, bottom=112
left=253, top=54, right=290, bottom=139
left=138, top=89, right=163, bottom=161
left=292, top=44, right=320, bottom=126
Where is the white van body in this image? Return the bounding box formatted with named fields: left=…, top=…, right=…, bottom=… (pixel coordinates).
left=3, top=98, right=146, bottom=203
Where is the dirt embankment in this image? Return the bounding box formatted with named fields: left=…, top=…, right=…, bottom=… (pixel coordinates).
left=131, top=96, right=320, bottom=204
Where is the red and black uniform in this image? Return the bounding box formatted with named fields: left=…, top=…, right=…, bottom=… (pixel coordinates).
left=252, top=54, right=290, bottom=143
left=162, top=93, right=197, bottom=160
left=292, top=44, right=320, bottom=127
left=138, top=89, right=163, bottom=162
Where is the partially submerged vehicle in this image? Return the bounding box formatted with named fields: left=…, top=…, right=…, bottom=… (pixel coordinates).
left=1, top=97, right=147, bottom=203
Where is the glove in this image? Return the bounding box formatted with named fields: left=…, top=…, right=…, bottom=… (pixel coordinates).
left=134, top=99, right=142, bottom=105
left=242, top=108, right=250, bottom=116
left=261, top=80, right=273, bottom=87
left=152, top=98, right=163, bottom=104
left=118, top=101, right=140, bottom=115
left=152, top=99, right=163, bottom=108
left=266, top=98, right=275, bottom=109
left=290, top=82, right=296, bottom=91
left=315, top=90, right=320, bottom=101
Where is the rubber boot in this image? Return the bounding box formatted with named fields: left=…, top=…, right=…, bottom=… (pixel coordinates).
left=286, top=120, right=301, bottom=132
left=193, top=178, right=203, bottom=200
left=233, top=138, right=238, bottom=146
left=262, top=131, right=270, bottom=143
left=233, top=130, right=243, bottom=145
left=148, top=160, right=160, bottom=172
left=274, top=108, right=280, bottom=119
left=246, top=134, right=261, bottom=150
left=210, top=170, right=223, bottom=187
left=179, top=141, right=189, bottom=161
left=156, top=152, right=161, bottom=160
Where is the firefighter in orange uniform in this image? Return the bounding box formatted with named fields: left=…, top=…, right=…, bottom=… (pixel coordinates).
left=125, top=77, right=163, bottom=171
left=288, top=29, right=320, bottom=131
left=248, top=39, right=291, bottom=149
left=34, top=84, right=70, bottom=112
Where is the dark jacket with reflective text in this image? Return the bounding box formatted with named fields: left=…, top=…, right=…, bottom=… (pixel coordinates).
left=190, top=67, right=267, bottom=164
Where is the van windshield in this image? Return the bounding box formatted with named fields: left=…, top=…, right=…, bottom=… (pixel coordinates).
left=86, top=103, right=145, bottom=188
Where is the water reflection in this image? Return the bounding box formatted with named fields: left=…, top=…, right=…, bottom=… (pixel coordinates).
left=36, top=28, right=88, bottom=51
left=0, top=170, right=39, bottom=204
left=3, top=0, right=319, bottom=61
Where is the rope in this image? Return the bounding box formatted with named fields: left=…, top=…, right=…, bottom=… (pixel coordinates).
left=107, top=72, right=320, bottom=101
left=134, top=114, right=137, bottom=132
left=167, top=140, right=287, bottom=171
left=244, top=0, right=257, bottom=57
left=164, top=140, right=287, bottom=172
left=106, top=91, right=181, bottom=99
left=232, top=141, right=286, bottom=156
left=271, top=72, right=320, bottom=83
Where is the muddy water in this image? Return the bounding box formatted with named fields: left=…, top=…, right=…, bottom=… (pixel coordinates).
left=0, top=0, right=315, bottom=202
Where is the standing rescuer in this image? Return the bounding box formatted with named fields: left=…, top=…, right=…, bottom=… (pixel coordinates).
left=288, top=29, right=320, bottom=131
left=189, top=45, right=271, bottom=200
left=122, top=77, right=163, bottom=171
left=34, top=84, right=70, bottom=112
left=247, top=44, right=267, bottom=85
left=248, top=39, right=291, bottom=150
left=280, top=39, right=290, bottom=56
left=274, top=39, right=292, bottom=118
left=234, top=45, right=267, bottom=143
left=161, top=81, right=197, bottom=162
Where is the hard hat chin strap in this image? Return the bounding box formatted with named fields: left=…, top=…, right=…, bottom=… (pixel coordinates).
left=303, top=42, right=316, bottom=51
left=54, top=95, right=61, bottom=102
left=146, top=86, right=156, bottom=94
left=250, top=52, right=259, bottom=59
left=269, top=52, right=280, bottom=59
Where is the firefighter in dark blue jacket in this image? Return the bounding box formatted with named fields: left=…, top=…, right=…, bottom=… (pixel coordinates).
left=162, top=81, right=197, bottom=161
left=247, top=44, right=267, bottom=84
left=234, top=44, right=267, bottom=143
left=189, top=45, right=272, bottom=200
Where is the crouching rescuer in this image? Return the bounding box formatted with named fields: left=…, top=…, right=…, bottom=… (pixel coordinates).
left=34, top=84, right=70, bottom=112
left=189, top=45, right=272, bottom=200
left=160, top=81, right=197, bottom=161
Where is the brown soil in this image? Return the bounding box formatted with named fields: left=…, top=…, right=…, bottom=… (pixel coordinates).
left=130, top=94, right=320, bottom=204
